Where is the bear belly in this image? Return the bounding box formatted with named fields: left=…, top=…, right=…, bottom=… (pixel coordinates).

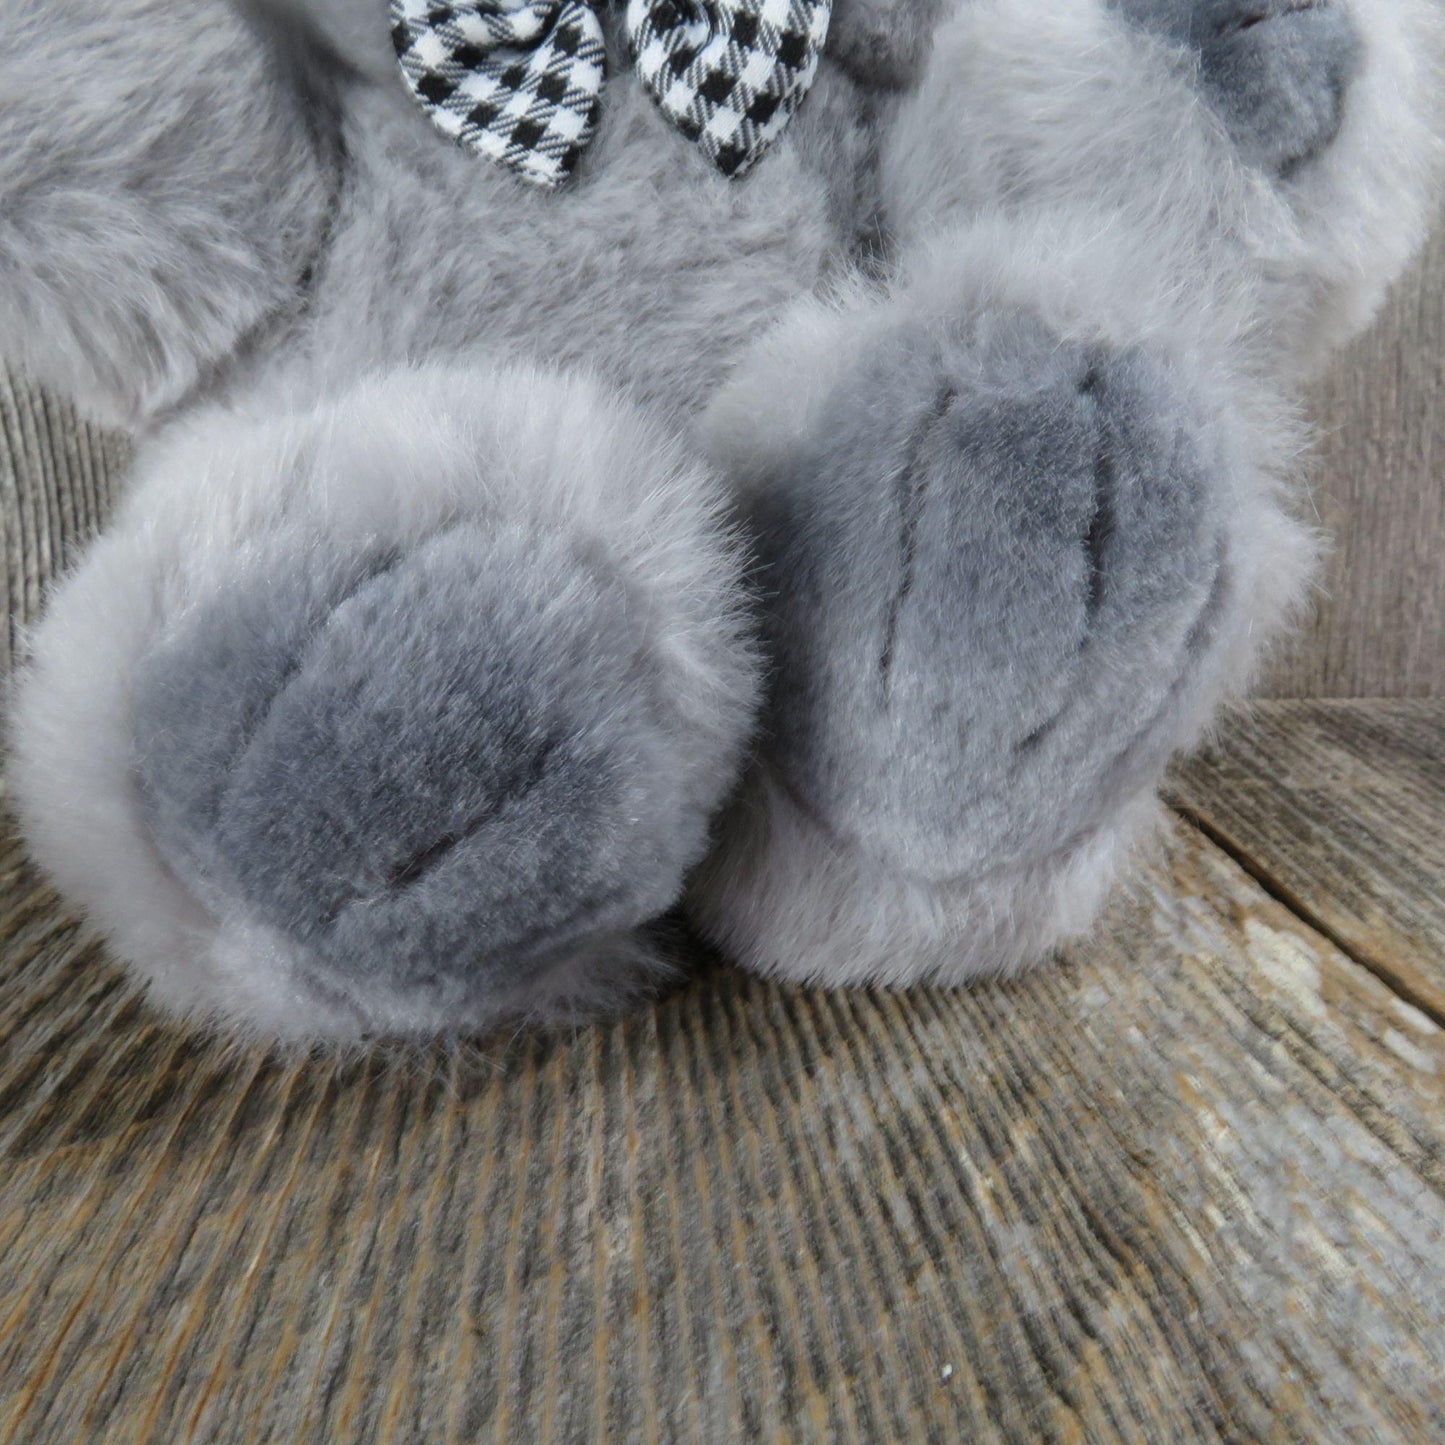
left=286, top=77, right=842, bottom=424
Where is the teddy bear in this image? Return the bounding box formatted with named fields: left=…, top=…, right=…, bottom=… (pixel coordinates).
left=3, top=0, right=1440, bottom=1040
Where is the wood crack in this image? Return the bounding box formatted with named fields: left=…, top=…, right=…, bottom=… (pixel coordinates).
left=1168, top=795, right=1445, bottom=1032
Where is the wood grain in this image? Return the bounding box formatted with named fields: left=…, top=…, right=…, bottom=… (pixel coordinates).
left=1262, top=224, right=1445, bottom=698
left=1172, top=699, right=1445, bottom=1024
left=0, top=812, right=1441, bottom=1444
left=0, top=370, right=127, bottom=676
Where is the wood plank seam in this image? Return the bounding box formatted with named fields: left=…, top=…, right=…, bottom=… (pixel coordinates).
left=1166, top=799, right=1445, bottom=1031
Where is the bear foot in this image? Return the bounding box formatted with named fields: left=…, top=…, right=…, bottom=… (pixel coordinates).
left=10, top=364, right=758, bottom=1039
left=693, top=263, right=1308, bottom=986
left=132, top=521, right=708, bottom=1036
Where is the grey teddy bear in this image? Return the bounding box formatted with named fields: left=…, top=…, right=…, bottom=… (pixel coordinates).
left=3, top=0, right=1440, bottom=1039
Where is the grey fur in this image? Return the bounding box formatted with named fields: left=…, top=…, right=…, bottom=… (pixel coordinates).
left=783, top=66, right=897, bottom=265
left=7, top=359, right=760, bottom=1037
left=748, top=311, right=1230, bottom=883
left=826, top=0, right=951, bottom=92
left=134, top=523, right=711, bottom=999
left=3, top=0, right=1439, bottom=1037
left=0, top=0, right=335, bottom=426
left=1115, top=0, right=1363, bottom=176
left=290, top=73, right=836, bottom=421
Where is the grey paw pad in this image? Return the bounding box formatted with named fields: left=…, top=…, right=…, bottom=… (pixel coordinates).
left=132, top=523, right=705, bottom=1001
left=1115, top=0, right=1361, bottom=176
left=752, top=311, right=1231, bottom=880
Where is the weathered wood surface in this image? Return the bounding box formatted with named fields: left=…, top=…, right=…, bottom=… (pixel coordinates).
left=1173, top=699, right=1445, bottom=1024
left=0, top=808, right=1441, bottom=1444
left=0, top=371, right=125, bottom=676
left=1262, top=222, right=1445, bottom=698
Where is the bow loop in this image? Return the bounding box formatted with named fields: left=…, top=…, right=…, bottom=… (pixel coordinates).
left=392, top=0, right=832, bottom=186
left=627, top=0, right=832, bottom=176
left=391, top=0, right=608, bottom=188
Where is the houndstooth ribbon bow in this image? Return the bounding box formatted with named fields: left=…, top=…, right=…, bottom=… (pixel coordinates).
left=390, top=0, right=833, bottom=189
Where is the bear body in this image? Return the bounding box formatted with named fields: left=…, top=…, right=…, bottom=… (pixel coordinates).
left=3, top=0, right=1441, bottom=1038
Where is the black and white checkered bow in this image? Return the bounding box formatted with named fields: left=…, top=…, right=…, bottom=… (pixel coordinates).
left=390, top=0, right=833, bottom=189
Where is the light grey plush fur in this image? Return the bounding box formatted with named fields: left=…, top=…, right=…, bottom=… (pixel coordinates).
left=691, top=209, right=1313, bottom=985
left=883, top=0, right=1444, bottom=375
left=10, top=365, right=759, bottom=1037
left=0, top=0, right=336, bottom=427
left=4, top=0, right=1441, bottom=1037
left=134, top=521, right=706, bottom=993
left=1115, top=0, right=1364, bottom=178
left=746, top=315, right=1232, bottom=880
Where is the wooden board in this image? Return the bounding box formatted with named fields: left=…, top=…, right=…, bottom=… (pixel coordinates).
left=1260, top=223, right=1445, bottom=698
left=0, top=370, right=126, bottom=677
left=1172, top=699, right=1445, bottom=1024
left=0, top=809, right=1441, bottom=1444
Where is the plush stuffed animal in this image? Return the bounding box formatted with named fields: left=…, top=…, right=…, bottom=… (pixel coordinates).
left=4, top=0, right=1440, bottom=1039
